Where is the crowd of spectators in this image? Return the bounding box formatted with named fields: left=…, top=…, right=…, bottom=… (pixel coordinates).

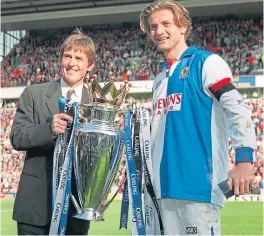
left=1, top=95, right=263, bottom=198
left=1, top=16, right=263, bottom=88
left=1, top=16, right=263, bottom=198
left=0, top=101, right=24, bottom=198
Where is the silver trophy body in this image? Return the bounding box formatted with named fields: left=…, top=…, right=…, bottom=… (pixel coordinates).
left=72, top=104, right=124, bottom=221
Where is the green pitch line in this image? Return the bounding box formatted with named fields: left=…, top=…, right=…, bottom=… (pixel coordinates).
left=0, top=200, right=263, bottom=235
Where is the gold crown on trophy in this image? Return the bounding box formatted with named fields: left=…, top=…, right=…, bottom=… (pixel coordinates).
left=86, top=76, right=132, bottom=108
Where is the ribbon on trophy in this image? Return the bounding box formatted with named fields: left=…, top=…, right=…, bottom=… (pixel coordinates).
left=133, top=111, right=143, bottom=192
left=120, top=110, right=143, bottom=232
left=119, top=176, right=129, bottom=229
left=49, top=97, right=79, bottom=235
left=139, top=108, right=164, bottom=235
left=122, top=109, right=146, bottom=235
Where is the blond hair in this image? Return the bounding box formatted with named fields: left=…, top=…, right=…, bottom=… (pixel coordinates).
left=59, top=28, right=96, bottom=66
left=139, top=0, right=192, bottom=39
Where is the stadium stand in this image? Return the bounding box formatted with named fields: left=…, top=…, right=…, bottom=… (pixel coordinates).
left=1, top=16, right=263, bottom=198
left=1, top=17, right=263, bottom=88
left=0, top=102, right=24, bottom=198
left=1, top=96, right=263, bottom=198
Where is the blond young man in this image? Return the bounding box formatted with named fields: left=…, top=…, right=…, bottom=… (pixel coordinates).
left=10, top=29, right=95, bottom=235
left=140, top=1, right=256, bottom=235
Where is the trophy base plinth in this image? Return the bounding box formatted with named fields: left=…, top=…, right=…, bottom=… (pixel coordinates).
left=73, top=208, right=105, bottom=221
left=73, top=208, right=94, bottom=221
left=94, top=212, right=105, bottom=222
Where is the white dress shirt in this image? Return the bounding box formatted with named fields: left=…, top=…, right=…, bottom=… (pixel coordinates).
left=60, top=78, right=83, bottom=102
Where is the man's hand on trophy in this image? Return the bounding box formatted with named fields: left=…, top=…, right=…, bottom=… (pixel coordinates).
left=51, top=113, right=73, bottom=135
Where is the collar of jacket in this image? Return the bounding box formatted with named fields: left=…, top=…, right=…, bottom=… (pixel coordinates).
left=159, top=46, right=198, bottom=69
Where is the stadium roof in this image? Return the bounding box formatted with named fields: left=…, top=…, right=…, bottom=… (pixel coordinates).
left=1, top=0, right=158, bottom=16
left=1, top=0, right=263, bottom=31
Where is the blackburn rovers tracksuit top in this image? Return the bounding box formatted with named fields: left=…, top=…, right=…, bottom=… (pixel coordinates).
left=151, top=46, right=256, bottom=207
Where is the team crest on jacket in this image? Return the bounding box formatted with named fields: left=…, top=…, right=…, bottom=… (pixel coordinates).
left=180, top=67, right=189, bottom=78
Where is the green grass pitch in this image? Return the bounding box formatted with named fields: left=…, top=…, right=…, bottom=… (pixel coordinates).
left=0, top=200, right=263, bottom=235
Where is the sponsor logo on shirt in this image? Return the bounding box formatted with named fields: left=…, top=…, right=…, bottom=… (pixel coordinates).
left=153, top=93, right=182, bottom=116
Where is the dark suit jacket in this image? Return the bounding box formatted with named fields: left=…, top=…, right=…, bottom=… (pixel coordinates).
left=10, top=80, right=89, bottom=226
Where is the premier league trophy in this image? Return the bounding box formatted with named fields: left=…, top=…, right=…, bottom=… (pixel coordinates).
left=70, top=78, right=131, bottom=221
left=50, top=77, right=149, bottom=236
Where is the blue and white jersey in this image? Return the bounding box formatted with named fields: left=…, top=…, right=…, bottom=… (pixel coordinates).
left=151, top=46, right=256, bottom=207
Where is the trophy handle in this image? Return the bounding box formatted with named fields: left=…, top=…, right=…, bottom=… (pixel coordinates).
left=96, top=176, right=126, bottom=218
left=71, top=194, right=82, bottom=214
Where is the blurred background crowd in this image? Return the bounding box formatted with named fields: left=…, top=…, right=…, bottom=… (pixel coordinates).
left=1, top=17, right=263, bottom=88
left=1, top=96, right=263, bottom=198
left=1, top=16, right=263, bottom=198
